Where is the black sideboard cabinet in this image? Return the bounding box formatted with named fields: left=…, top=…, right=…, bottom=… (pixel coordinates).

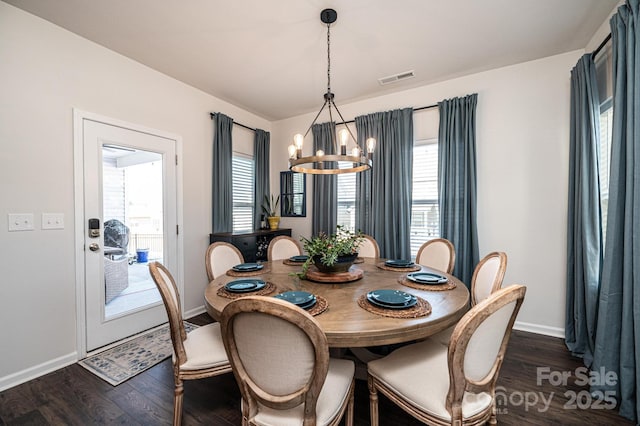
left=209, top=228, right=292, bottom=262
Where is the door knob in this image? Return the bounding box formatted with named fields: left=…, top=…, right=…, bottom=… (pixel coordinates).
left=89, top=243, right=100, bottom=252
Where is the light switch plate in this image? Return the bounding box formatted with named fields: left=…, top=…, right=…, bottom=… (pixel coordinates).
left=8, top=213, right=34, bottom=231
left=42, top=213, right=64, bottom=230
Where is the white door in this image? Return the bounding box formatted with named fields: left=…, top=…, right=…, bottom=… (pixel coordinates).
left=80, top=115, right=179, bottom=352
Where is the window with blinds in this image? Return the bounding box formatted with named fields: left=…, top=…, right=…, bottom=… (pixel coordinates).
left=410, top=141, right=439, bottom=257
left=232, top=154, right=254, bottom=232
left=337, top=161, right=357, bottom=231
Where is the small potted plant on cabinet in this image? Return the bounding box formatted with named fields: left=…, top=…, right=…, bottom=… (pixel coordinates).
left=262, top=194, right=281, bottom=230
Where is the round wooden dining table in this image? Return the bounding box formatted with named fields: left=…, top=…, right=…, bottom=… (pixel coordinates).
left=204, top=258, right=469, bottom=348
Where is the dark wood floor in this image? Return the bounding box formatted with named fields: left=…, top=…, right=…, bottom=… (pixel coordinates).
left=0, top=314, right=633, bottom=425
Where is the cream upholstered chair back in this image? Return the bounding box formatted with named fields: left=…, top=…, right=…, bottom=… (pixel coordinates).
left=221, top=296, right=355, bottom=426
left=205, top=242, right=244, bottom=281
left=446, top=285, right=526, bottom=419
left=149, top=262, right=188, bottom=368
left=415, top=238, right=455, bottom=274
left=222, top=297, right=328, bottom=414
left=267, top=235, right=302, bottom=261
left=358, top=235, right=380, bottom=258
left=471, top=251, right=507, bottom=306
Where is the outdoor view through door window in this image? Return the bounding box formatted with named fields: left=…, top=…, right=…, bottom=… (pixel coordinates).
left=102, top=145, right=163, bottom=319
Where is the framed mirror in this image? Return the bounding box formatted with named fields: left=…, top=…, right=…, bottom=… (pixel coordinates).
left=280, top=171, right=306, bottom=217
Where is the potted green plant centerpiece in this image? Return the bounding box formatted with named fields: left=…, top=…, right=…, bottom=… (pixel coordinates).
left=300, top=226, right=364, bottom=276
left=262, top=194, right=280, bottom=230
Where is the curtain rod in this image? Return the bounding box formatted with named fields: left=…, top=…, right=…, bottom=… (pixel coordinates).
left=209, top=112, right=256, bottom=132
left=337, top=103, right=439, bottom=126
left=592, top=33, right=612, bottom=59
left=211, top=103, right=438, bottom=129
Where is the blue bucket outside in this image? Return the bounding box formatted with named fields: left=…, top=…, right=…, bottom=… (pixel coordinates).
left=136, top=249, right=149, bottom=263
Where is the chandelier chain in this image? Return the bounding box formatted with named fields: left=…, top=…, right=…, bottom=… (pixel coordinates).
left=327, top=22, right=331, bottom=94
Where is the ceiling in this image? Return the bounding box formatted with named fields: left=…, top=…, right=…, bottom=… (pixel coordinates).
left=5, top=0, right=618, bottom=121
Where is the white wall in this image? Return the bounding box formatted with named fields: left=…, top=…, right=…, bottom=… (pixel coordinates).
left=272, top=50, right=583, bottom=337
left=0, top=2, right=269, bottom=388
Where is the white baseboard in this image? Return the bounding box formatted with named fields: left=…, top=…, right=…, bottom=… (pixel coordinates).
left=184, top=304, right=207, bottom=320
left=514, top=321, right=565, bottom=338
left=0, top=352, right=77, bottom=392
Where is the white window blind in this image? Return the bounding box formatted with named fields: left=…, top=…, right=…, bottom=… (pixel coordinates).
left=232, top=154, right=254, bottom=232
left=410, top=141, right=439, bottom=258
left=337, top=161, right=357, bottom=232
left=599, top=101, right=613, bottom=244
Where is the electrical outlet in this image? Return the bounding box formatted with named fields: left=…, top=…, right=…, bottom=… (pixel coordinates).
left=8, top=213, right=34, bottom=231
left=42, top=213, right=64, bottom=230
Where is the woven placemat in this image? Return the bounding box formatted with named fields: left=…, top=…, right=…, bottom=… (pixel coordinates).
left=217, top=281, right=278, bottom=299
left=357, top=294, right=432, bottom=318
left=226, top=267, right=270, bottom=277
left=306, top=295, right=329, bottom=317
left=376, top=262, right=422, bottom=272
left=397, top=275, right=457, bottom=291
left=282, top=259, right=306, bottom=266
left=354, top=257, right=365, bottom=264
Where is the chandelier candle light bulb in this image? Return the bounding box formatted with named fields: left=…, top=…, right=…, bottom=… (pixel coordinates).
left=352, top=146, right=361, bottom=168
left=288, top=144, right=297, bottom=159
left=367, top=138, right=376, bottom=160
left=294, top=133, right=304, bottom=159
left=316, top=150, right=325, bottom=169
left=339, top=129, right=349, bottom=155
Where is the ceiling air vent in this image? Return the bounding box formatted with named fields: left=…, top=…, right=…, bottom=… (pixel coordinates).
left=378, top=70, right=415, bottom=85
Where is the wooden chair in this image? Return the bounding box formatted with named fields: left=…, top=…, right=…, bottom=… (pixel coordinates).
left=368, top=284, right=526, bottom=426
left=148, top=262, right=231, bottom=425
left=358, top=234, right=380, bottom=258
left=471, top=251, right=508, bottom=306
left=220, top=296, right=356, bottom=426
left=205, top=241, right=244, bottom=281
left=431, top=251, right=508, bottom=345
left=415, top=238, right=455, bottom=274
left=267, top=235, right=302, bottom=261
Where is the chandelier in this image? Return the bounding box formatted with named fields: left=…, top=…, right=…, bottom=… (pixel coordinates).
left=288, top=9, right=375, bottom=175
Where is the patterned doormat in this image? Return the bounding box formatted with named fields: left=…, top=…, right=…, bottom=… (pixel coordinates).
left=78, top=322, right=198, bottom=386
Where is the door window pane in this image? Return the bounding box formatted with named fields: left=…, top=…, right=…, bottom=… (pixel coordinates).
left=102, top=145, right=163, bottom=319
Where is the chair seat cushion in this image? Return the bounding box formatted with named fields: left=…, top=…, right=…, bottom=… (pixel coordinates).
left=368, top=339, right=491, bottom=422
left=251, top=357, right=354, bottom=426
left=180, top=323, right=229, bottom=370
left=430, top=325, right=455, bottom=346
